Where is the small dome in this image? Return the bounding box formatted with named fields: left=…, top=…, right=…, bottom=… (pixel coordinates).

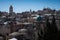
left=36, top=15, right=42, bottom=21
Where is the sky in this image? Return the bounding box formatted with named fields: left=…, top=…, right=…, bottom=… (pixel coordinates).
left=0, top=0, right=60, bottom=13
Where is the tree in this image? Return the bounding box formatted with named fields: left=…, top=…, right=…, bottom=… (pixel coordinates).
left=45, top=17, right=51, bottom=34
left=38, top=32, right=41, bottom=40
left=44, top=17, right=51, bottom=40
left=0, top=11, right=2, bottom=17
left=51, top=15, right=58, bottom=33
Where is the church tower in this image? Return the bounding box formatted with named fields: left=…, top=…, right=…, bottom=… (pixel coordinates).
left=9, top=5, right=13, bottom=15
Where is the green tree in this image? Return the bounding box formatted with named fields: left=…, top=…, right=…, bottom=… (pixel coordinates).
left=0, top=11, right=2, bottom=17
left=38, top=32, right=41, bottom=40
left=46, top=17, right=51, bottom=34
left=45, top=17, right=52, bottom=40
left=51, top=15, right=58, bottom=33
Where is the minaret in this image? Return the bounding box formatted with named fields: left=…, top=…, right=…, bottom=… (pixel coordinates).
left=9, top=5, right=13, bottom=15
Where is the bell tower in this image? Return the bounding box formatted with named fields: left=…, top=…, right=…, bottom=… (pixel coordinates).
left=9, top=5, right=13, bottom=15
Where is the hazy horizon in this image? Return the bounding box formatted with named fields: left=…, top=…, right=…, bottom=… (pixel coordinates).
left=0, top=0, right=60, bottom=13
